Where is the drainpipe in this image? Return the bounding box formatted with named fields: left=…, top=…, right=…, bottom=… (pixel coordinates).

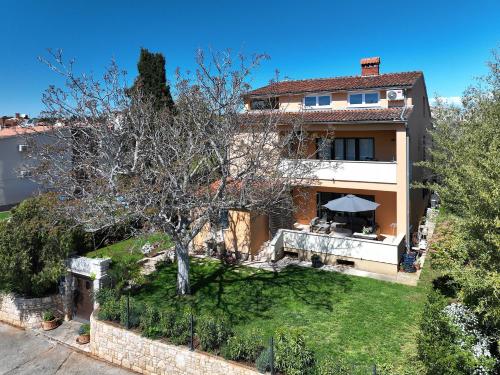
left=402, top=90, right=411, bottom=253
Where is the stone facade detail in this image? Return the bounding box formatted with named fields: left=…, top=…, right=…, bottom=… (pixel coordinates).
left=90, top=314, right=259, bottom=375
left=0, top=292, right=63, bottom=328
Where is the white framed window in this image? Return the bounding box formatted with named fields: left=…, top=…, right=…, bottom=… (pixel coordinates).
left=348, top=91, right=380, bottom=107
left=18, top=144, right=28, bottom=152
left=303, top=94, right=331, bottom=109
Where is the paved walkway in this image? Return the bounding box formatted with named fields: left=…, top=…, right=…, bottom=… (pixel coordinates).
left=0, top=322, right=132, bottom=375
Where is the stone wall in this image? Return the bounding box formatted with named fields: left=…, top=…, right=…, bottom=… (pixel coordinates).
left=90, top=314, right=259, bottom=375
left=0, top=292, right=63, bottom=328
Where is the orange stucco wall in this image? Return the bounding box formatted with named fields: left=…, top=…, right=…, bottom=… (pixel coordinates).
left=193, top=210, right=269, bottom=257
left=292, top=186, right=398, bottom=236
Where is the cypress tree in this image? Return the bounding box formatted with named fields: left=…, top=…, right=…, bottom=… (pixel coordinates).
left=131, top=48, right=175, bottom=112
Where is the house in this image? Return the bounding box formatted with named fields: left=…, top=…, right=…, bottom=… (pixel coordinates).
left=0, top=122, right=54, bottom=210
left=195, top=57, right=431, bottom=276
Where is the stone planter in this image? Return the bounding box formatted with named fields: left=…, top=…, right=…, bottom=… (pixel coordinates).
left=41, top=318, right=59, bottom=331
left=77, top=334, right=90, bottom=344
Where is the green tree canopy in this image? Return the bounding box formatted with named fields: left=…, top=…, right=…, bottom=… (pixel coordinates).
left=130, top=48, right=175, bottom=112
left=0, top=194, right=89, bottom=297
left=421, top=50, right=500, bottom=335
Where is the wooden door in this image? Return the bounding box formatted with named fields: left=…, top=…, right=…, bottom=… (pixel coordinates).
left=74, top=276, right=93, bottom=321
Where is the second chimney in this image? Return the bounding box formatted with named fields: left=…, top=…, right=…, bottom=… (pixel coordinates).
left=361, top=57, right=380, bottom=76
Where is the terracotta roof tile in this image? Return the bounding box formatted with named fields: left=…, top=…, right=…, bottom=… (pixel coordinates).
left=242, top=107, right=413, bottom=124
left=361, top=57, right=380, bottom=65
left=246, top=71, right=422, bottom=97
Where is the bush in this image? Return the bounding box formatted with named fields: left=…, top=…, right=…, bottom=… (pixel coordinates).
left=221, top=328, right=265, bottom=362
left=0, top=194, right=90, bottom=297
left=119, top=295, right=142, bottom=328
left=140, top=303, right=162, bottom=338
left=274, top=327, right=315, bottom=375
left=255, top=347, right=272, bottom=374
left=417, top=291, right=496, bottom=374
left=95, top=288, right=121, bottom=322
left=196, top=313, right=232, bottom=352
left=161, top=307, right=191, bottom=345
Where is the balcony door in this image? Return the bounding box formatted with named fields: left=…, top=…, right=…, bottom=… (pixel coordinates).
left=317, top=138, right=374, bottom=161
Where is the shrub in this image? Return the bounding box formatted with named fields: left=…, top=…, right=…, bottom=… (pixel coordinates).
left=43, top=310, right=55, bottom=321
left=255, top=347, right=272, bottom=374
left=0, top=194, right=90, bottom=297
left=161, top=307, right=191, bottom=345
left=274, top=327, right=315, bottom=375
left=140, top=303, right=162, bottom=338
left=95, top=288, right=121, bottom=322
left=79, top=323, right=90, bottom=335
left=196, top=313, right=232, bottom=352
left=417, top=291, right=496, bottom=374
left=221, top=328, right=265, bottom=362
left=119, top=295, right=142, bottom=328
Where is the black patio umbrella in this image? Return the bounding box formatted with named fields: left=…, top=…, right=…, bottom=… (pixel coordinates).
left=322, top=194, right=380, bottom=232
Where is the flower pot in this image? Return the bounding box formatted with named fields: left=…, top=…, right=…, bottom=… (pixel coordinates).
left=76, top=334, right=90, bottom=344
left=41, top=318, right=59, bottom=331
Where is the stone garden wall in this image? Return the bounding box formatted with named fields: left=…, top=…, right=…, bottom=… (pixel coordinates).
left=90, top=313, right=259, bottom=375
left=0, top=292, right=63, bottom=329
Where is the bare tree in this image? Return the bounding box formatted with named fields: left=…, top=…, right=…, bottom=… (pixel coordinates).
left=29, top=49, right=315, bottom=295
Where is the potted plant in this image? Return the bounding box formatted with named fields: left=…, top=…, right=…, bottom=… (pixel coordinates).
left=41, top=310, right=58, bottom=331
left=77, top=323, right=91, bottom=344
left=311, top=254, right=323, bottom=268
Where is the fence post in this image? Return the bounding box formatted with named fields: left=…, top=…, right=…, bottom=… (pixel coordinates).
left=372, top=363, right=377, bottom=375
left=189, top=313, right=194, bottom=351
left=270, top=336, right=275, bottom=375
left=126, top=293, right=130, bottom=329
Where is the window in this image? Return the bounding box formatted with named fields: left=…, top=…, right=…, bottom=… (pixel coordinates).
left=304, top=94, right=331, bottom=108
left=329, top=138, right=375, bottom=161
left=348, top=92, right=380, bottom=107
left=18, top=144, right=28, bottom=152
left=250, top=97, right=279, bottom=110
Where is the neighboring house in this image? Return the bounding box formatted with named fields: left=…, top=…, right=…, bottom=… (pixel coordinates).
left=0, top=124, right=53, bottom=210
left=195, top=57, right=431, bottom=276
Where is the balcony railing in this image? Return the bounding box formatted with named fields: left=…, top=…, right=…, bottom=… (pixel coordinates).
left=270, top=229, right=405, bottom=265
left=280, top=159, right=397, bottom=184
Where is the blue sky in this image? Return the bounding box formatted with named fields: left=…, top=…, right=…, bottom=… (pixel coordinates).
left=1, top=0, right=499, bottom=116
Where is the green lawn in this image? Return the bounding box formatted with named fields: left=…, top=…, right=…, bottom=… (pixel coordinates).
left=0, top=211, right=11, bottom=221
left=132, top=257, right=434, bottom=370
left=85, top=233, right=172, bottom=263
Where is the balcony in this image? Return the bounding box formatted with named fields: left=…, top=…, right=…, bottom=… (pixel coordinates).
left=281, top=159, right=397, bottom=184
left=269, top=229, right=405, bottom=265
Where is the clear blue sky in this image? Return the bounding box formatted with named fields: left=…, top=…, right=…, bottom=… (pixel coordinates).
left=1, top=0, right=499, bottom=116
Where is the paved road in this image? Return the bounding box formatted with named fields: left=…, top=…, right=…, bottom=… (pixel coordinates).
left=0, top=323, right=133, bottom=375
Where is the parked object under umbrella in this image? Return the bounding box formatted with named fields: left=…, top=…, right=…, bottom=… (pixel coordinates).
left=322, top=194, right=380, bottom=233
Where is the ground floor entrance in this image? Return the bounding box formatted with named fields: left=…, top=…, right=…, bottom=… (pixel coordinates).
left=74, top=276, right=94, bottom=321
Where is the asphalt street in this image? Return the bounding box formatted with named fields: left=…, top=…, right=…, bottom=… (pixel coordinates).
left=0, top=322, right=133, bottom=375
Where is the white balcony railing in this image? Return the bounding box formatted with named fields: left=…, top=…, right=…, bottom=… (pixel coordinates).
left=271, top=229, right=405, bottom=265
left=281, top=159, right=397, bottom=184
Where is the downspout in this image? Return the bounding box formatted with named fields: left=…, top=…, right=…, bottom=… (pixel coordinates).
left=401, top=90, right=411, bottom=252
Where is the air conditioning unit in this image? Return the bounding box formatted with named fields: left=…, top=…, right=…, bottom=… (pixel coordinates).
left=387, top=89, right=404, bottom=101
left=18, top=144, right=28, bottom=152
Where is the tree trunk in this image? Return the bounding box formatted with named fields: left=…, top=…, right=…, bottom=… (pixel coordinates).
left=176, top=243, right=190, bottom=295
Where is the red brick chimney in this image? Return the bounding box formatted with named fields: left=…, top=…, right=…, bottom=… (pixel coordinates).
left=361, top=57, right=380, bottom=76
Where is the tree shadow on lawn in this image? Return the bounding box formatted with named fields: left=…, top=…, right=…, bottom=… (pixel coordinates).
left=135, top=259, right=354, bottom=327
